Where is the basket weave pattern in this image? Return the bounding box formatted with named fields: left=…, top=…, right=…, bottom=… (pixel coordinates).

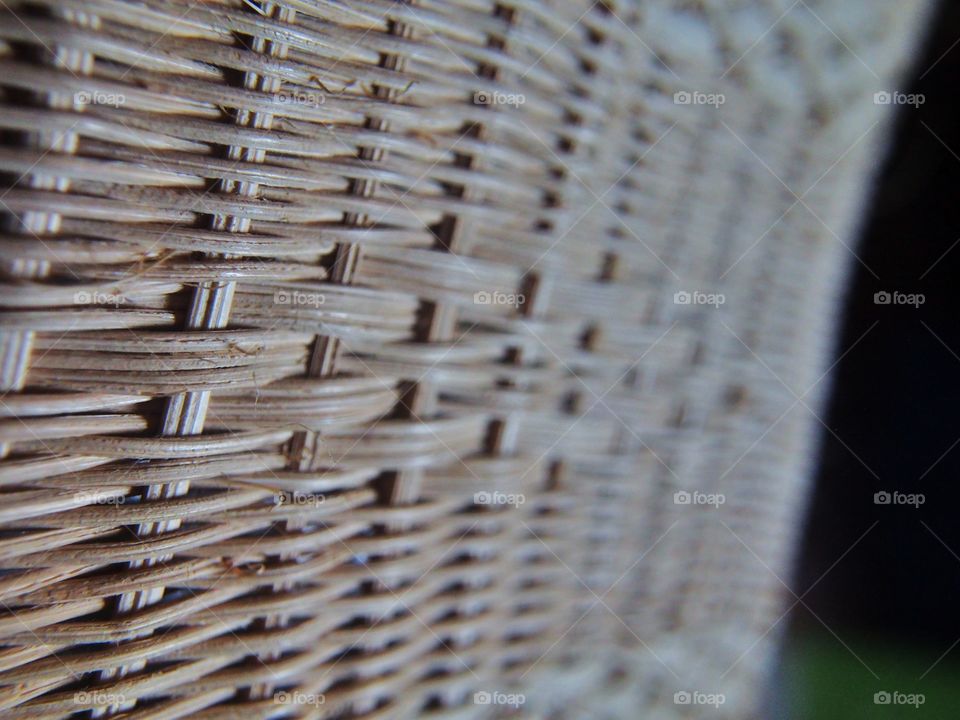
left=0, top=0, right=930, bottom=717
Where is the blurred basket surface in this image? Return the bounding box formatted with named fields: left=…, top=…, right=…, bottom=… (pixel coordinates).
left=0, top=0, right=932, bottom=718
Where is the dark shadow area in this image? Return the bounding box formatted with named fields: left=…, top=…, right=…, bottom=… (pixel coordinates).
left=781, top=1, right=960, bottom=717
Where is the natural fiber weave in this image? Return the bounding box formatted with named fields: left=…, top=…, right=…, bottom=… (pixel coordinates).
left=0, top=0, right=932, bottom=717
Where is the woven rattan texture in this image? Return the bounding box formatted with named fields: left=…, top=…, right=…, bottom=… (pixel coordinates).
left=0, top=0, right=932, bottom=718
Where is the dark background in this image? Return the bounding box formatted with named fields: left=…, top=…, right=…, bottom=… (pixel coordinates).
left=782, top=1, right=960, bottom=717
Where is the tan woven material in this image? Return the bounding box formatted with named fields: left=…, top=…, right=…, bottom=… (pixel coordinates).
left=0, top=0, right=932, bottom=717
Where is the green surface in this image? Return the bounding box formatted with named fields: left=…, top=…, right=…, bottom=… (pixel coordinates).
left=783, top=630, right=960, bottom=719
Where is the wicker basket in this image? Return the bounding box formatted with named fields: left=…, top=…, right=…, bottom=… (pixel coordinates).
left=0, top=0, right=932, bottom=717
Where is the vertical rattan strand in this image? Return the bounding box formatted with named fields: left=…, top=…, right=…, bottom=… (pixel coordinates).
left=374, top=8, right=522, bottom=709
left=492, top=6, right=611, bottom=677
left=384, top=3, right=519, bottom=509
left=92, top=4, right=298, bottom=713
left=568, top=77, right=627, bottom=667
left=0, top=7, right=96, bottom=458
left=239, top=6, right=419, bottom=709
